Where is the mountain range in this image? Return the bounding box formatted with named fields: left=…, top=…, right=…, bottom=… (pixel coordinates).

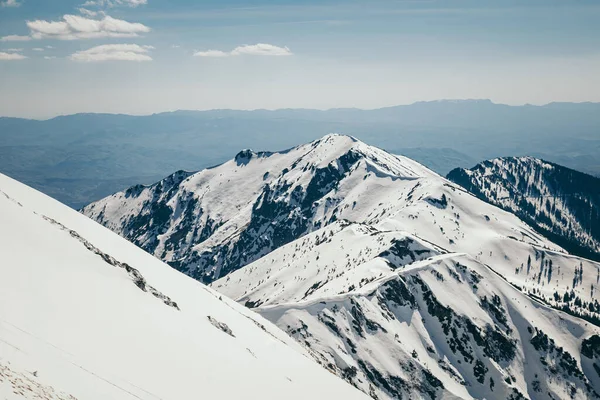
left=81, top=134, right=600, bottom=400
left=2, top=100, right=600, bottom=208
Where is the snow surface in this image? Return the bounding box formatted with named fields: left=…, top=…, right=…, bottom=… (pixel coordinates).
left=0, top=173, right=368, bottom=400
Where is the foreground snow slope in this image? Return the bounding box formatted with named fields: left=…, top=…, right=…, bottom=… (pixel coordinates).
left=0, top=173, right=368, bottom=400
left=215, top=221, right=600, bottom=399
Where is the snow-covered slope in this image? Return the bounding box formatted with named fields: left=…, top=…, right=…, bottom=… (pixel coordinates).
left=0, top=173, right=368, bottom=400
left=447, top=157, right=600, bottom=261
left=213, top=221, right=600, bottom=399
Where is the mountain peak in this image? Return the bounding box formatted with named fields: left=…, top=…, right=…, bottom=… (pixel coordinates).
left=81, top=135, right=437, bottom=282
left=316, top=132, right=359, bottom=143
left=302, top=133, right=361, bottom=160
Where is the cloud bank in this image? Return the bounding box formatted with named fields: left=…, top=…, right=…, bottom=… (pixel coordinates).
left=1, top=14, right=150, bottom=41
left=194, top=43, right=292, bottom=58
left=70, top=43, right=153, bottom=62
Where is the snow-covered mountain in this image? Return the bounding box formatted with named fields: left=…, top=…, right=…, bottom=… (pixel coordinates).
left=82, top=134, right=600, bottom=399
left=81, top=134, right=438, bottom=283
left=0, top=172, right=368, bottom=400
left=83, top=135, right=600, bottom=319
left=447, top=157, right=600, bottom=262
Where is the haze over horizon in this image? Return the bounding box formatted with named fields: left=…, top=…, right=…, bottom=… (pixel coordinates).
left=1, top=0, right=600, bottom=118
left=3, top=98, right=600, bottom=120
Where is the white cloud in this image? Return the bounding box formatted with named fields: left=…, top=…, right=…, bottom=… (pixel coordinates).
left=1, top=0, right=21, bottom=8
left=0, top=35, right=31, bottom=42
left=70, top=43, right=153, bottom=62
left=44, top=56, right=56, bottom=60
left=82, top=0, right=147, bottom=8
left=1, top=14, right=150, bottom=41
left=29, top=15, right=150, bottom=40
left=231, top=43, right=292, bottom=56
left=32, top=47, right=44, bottom=51
left=78, top=7, right=99, bottom=17
left=4, top=48, right=23, bottom=52
left=45, top=45, right=54, bottom=49
left=193, top=43, right=293, bottom=58
left=0, top=51, right=26, bottom=60
left=193, top=49, right=229, bottom=58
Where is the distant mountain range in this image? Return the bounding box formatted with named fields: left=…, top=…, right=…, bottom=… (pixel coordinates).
left=448, top=157, right=600, bottom=262
left=2, top=100, right=600, bottom=208
left=82, top=134, right=600, bottom=400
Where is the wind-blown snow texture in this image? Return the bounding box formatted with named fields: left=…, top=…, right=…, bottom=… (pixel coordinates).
left=447, top=157, right=600, bottom=262
left=0, top=173, right=368, bottom=400
left=84, top=134, right=600, bottom=399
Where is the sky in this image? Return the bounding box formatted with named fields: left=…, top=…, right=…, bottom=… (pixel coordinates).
left=1, top=0, right=600, bottom=118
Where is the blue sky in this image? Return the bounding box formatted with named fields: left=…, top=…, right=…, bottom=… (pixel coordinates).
left=1, top=0, right=600, bottom=118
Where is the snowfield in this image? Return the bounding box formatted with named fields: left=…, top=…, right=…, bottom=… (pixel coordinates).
left=0, top=172, right=368, bottom=400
